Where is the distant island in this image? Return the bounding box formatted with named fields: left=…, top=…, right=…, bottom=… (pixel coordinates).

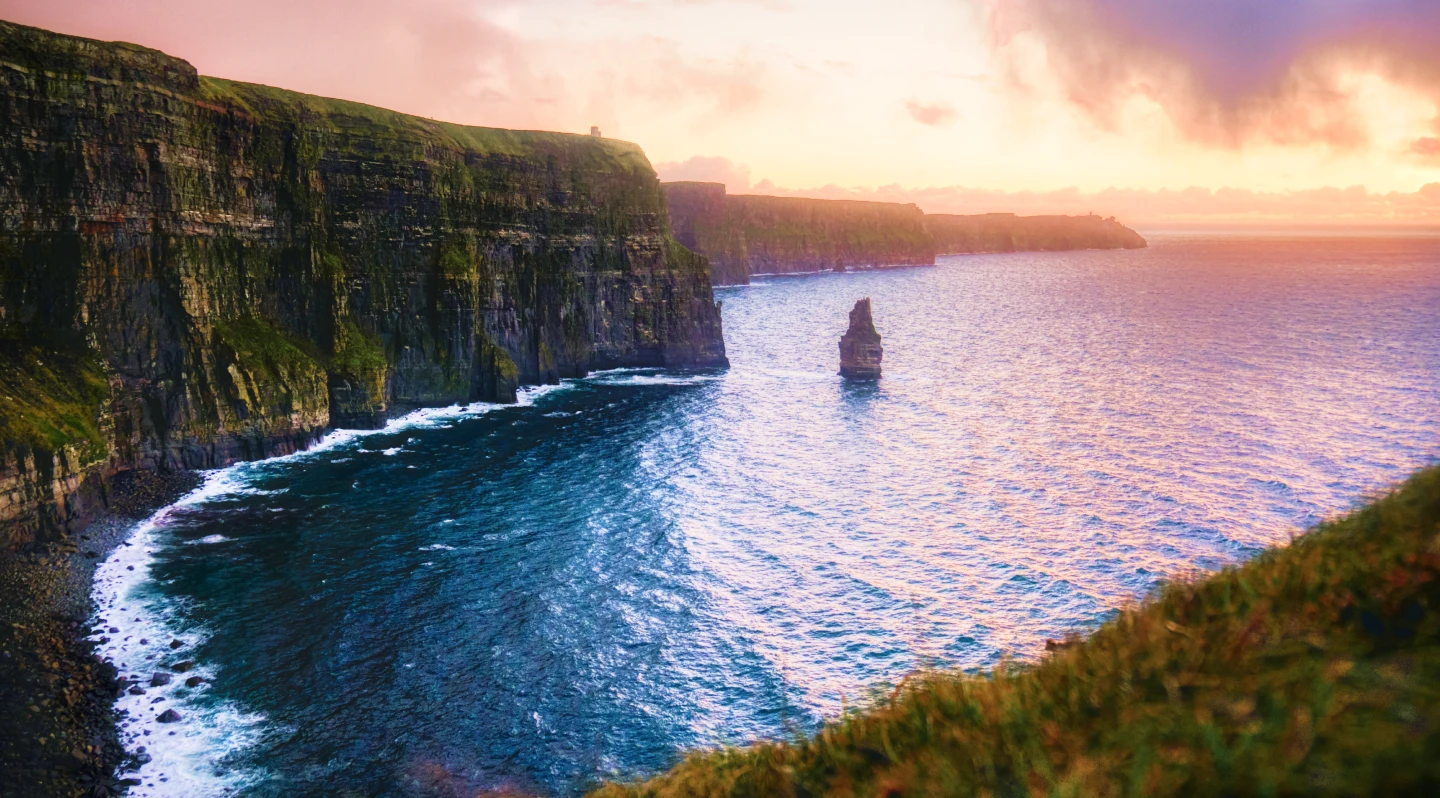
left=663, top=181, right=1148, bottom=286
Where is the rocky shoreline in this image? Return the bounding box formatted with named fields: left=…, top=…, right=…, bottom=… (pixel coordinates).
left=0, top=470, right=200, bottom=798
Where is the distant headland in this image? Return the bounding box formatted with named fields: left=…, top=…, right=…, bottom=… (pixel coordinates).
left=663, top=181, right=1147, bottom=286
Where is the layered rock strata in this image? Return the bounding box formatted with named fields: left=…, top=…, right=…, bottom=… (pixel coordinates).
left=662, top=183, right=1149, bottom=286
left=0, top=21, right=727, bottom=548
left=663, top=182, right=935, bottom=286
left=925, top=212, right=1148, bottom=254
left=839, top=299, right=883, bottom=380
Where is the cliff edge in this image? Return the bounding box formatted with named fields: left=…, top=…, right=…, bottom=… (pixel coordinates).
left=663, top=182, right=935, bottom=285
left=663, top=184, right=1147, bottom=286
left=0, top=20, right=727, bottom=548
left=926, top=212, right=1148, bottom=254
left=593, top=465, right=1440, bottom=797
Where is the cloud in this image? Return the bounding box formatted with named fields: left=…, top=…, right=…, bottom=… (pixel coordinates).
left=1, top=0, right=541, bottom=127
left=905, top=100, right=958, bottom=126
left=986, top=0, right=1440, bottom=148
left=1412, top=138, right=1440, bottom=161
left=654, top=156, right=753, bottom=192
left=744, top=179, right=1440, bottom=224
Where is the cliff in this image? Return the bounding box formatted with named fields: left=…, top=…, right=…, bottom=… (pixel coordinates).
left=594, top=465, right=1440, bottom=797
left=663, top=184, right=1147, bottom=286
left=0, top=21, right=727, bottom=548
left=662, top=182, right=935, bottom=285
left=926, top=212, right=1148, bottom=254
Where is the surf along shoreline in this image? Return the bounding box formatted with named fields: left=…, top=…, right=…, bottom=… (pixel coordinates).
left=0, top=378, right=626, bottom=797
left=1, top=469, right=201, bottom=797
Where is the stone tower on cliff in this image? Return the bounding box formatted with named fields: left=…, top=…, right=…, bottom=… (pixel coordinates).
left=839, top=298, right=883, bottom=379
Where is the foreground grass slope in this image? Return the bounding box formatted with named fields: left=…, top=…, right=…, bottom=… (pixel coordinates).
left=595, top=466, right=1440, bottom=796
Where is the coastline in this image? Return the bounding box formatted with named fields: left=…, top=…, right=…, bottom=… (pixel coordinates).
left=0, top=384, right=587, bottom=797
left=0, top=470, right=201, bottom=798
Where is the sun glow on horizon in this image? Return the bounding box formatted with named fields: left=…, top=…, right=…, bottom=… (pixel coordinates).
left=4, top=0, right=1439, bottom=221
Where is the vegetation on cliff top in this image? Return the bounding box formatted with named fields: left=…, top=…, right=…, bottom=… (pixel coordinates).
left=593, top=466, right=1440, bottom=796
left=0, top=347, right=109, bottom=467
left=198, top=76, right=653, bottom=173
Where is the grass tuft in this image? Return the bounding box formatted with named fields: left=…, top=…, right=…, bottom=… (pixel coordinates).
left=592, top=466, right=1440, bottom=797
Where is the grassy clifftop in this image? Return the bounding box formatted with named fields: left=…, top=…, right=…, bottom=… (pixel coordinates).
left=926, top=213, right=1148, bottom=255
left=663, top=182, right=935, bottom=285
left=0, top=20, right=648, bottom=170
left=594, top=465, right=1440, bottom=796
left=1, top=18, right=726, bottom=546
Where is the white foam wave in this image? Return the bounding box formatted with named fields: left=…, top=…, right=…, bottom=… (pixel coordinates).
left=185, top=535, right=232, bottom=546
left=591, top=373, right=720, bottom=387
left=84, top=366, right=712, bottom=793
left=90, top=471, right=269, bottom=796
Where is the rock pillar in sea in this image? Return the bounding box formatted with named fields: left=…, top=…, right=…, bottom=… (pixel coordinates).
left=839, top=298, right=883, bottom=379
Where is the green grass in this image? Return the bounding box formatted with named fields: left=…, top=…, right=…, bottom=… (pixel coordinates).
left=0, top=346, right=109, bottom=466
left=212, top=316, right=320, bottom=378
left=196, top=76, right=652, bottom=173
left=592, top=466, right=1440, bottom=797
left=329, top=319, right=387, bottom=378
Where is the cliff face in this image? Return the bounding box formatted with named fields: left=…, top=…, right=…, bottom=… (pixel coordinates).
left=926, top=213, right=1147, bottom=254
left=663, top=182, right=935, bottom=286
left=664, top=184, right=1148, bottom=286
left=0, top=21, right=726, bottom=548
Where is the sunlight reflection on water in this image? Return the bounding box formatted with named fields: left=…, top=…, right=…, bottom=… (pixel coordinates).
left=108, top=232, right=1439, bottom=796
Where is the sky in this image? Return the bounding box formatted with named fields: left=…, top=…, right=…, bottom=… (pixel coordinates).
left=5, top=0, right=1439, bottom=222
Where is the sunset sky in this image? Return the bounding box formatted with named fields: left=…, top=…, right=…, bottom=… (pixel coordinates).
left=6, top=0, right=1440, bottom=222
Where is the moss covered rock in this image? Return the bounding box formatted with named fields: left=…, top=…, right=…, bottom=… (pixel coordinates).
left=0, top=19, right=726, bottom=545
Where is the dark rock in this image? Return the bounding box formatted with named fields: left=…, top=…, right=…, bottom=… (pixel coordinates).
left=0, top=20, right=727, bottom=550
left=168, top=640, right=183, bottom=650
left=127, top=686, right=146, bottom=695
left=149, top=673, right=172, bottom=687
left=184, top=676, right=205, bottom=688
left=169, top=661, right=195, bottom=673
left=662, top=182, right=935, bottom=286
left=839, top=299, right=883, bottom=380
left=155, top=709, right=181, bottom=723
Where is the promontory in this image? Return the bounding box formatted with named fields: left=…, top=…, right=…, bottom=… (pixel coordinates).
left=0, top=20, right=727, bottom=548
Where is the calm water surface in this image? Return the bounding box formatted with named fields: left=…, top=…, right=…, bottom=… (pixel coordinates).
left=93, top=232, right=1440, bottom=796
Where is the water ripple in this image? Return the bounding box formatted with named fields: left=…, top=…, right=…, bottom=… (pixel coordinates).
left=102, top=232, right=1440, bottom=796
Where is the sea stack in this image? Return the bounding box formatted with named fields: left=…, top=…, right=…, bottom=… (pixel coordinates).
left=839, top=299, right=883, bottom=379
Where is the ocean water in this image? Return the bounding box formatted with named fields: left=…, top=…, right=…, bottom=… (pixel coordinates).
left=92, top=232, right=1440, bottom=796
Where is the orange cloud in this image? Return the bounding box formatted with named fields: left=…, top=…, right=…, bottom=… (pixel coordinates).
left=744, top=180, right=1440, bottom=225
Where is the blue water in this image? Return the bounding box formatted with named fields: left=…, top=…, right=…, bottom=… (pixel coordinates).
left=93, top=232, right=1440, bottom=796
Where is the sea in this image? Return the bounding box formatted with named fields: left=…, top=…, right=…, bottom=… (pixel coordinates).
left=89, top=230, right=1440, bottom=796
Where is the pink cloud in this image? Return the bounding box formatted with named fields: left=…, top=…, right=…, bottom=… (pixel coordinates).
left=905, top=100, right=957, bottom=127
left=741, top=180, right=1440, bottom=225
left=654, top=156, right=753, bottom=192
left=986, top=0, right=1440, bottom=148
left=1, top=0, right=545, bottom=129
left=1412, top=138, right=1440, bottom=161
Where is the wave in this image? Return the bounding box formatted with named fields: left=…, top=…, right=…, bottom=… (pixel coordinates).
left=86, top=368, right=689, bottom=792
left=89, top=471, right=271, bottom=796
